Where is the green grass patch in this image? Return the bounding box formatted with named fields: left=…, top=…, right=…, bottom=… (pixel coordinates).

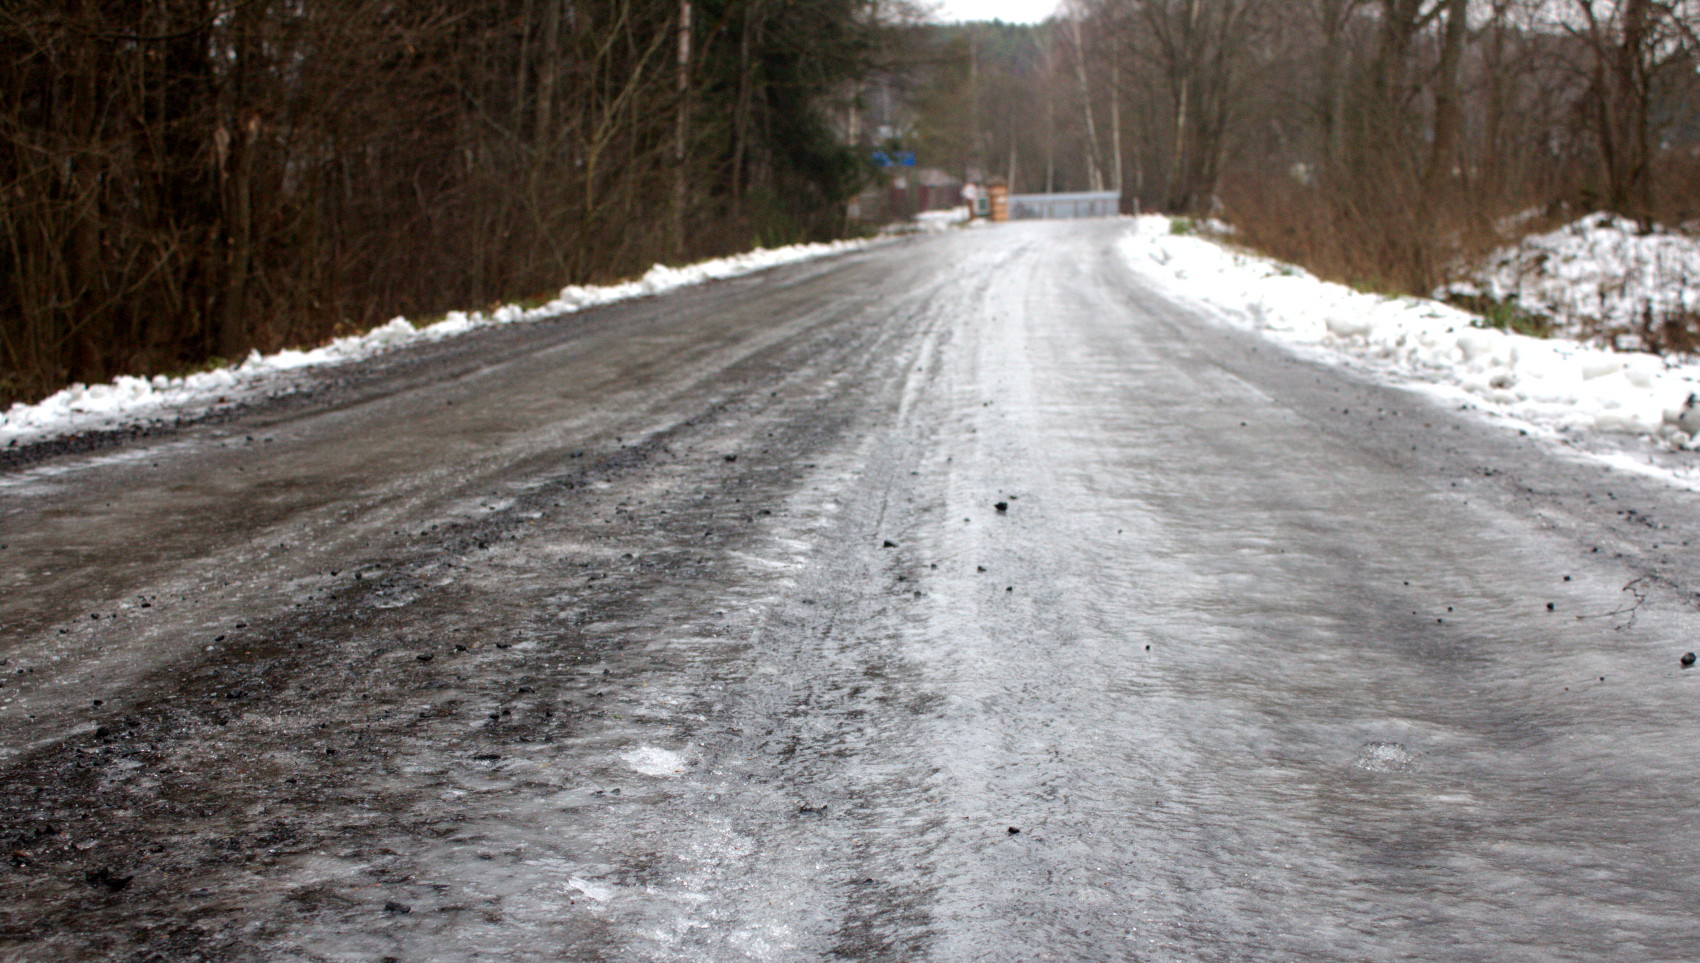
left=1446, top=293, right=1552, bottom=337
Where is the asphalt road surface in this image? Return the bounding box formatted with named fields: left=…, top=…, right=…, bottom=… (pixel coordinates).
left=5, top=220, right=1700, bottom=962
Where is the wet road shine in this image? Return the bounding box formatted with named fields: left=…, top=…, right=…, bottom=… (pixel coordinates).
left=4, top=221, right=1700, bottom=961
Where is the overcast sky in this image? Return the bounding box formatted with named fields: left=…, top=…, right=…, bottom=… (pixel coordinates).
left=927, top=0, right=1060, bottom=23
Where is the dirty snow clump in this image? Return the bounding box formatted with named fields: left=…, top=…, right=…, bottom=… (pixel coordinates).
left=621, top=746, right=689, bottom=777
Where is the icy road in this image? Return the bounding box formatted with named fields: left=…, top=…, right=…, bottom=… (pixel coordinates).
left=4, top=221, right=1700, bottom=962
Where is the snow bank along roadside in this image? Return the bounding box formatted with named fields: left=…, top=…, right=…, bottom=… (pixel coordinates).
left=1118, top=216, right=1700, bottom=488
left=2, top=239, right=874, bottom=448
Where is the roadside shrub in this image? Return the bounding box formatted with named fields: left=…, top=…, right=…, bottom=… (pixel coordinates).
left=1218, top=170, right=1518, bottom=298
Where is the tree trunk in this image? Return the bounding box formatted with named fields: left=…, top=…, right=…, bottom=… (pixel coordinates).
left=1069, top=16, right=1106, bottom=193
left=1110, top=44, right=1124, bottom=197
left=1613, top=0, right=1653, bottom=217
left=671, top=0, right=692, bottom=260
left=514, top=0, right=535, bottom=135
left=1169, top=0, right=1201, bottom=210
left=220, top=115, right=259, bottom=360
left=1424, top=0, right=1467, bottom=193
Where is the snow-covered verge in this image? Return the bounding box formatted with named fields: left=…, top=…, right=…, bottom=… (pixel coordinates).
left=878, top=206, right=974, bottom=236
left=1441, top=213, right=1700, bottom=348
left=916, top=206, right=972, bottom=231
left=1, top=239, right=873, bottom=448
left=1119, top=215, right=1700, bottom=488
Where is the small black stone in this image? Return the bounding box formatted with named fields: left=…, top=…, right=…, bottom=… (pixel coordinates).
left=882, top=540, right=897, bottom=548
left=724, top=454, right=737, bottom=462
left=383, top=901, right=412, bottom=914
left=84, top=868, right=133, bottom=892
left=994, top=501, right=1009, bottom=513
left=1682, top=652, right=1696, bottom=668
left=417, top=654, right=434, bottom=662
left=1546, top=603, right=1555, bottom=611
left=1007, top=826, right=1020, bottom=835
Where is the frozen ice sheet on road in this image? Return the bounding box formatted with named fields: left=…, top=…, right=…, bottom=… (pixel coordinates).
left=5, top=220, right=1700, bottom=962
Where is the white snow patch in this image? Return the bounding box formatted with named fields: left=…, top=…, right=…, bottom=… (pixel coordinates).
left=2, top=239, right=873, bottom=447
left=914, top=206, right=972, bottom=232
left=1118, top=216, right=1700, bottom=488
left=1353, top=742, right=1418, bottom=773
left=567, top=877, right=617, bottom=903
left=1441, top=212, right=1700, bottom=347
left=621, top=746, right=689, bottom=777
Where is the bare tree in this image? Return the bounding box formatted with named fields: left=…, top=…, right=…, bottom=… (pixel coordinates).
left=1558, top=0, right=1700, bottom=217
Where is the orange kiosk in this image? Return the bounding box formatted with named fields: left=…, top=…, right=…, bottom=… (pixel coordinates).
left=988, top=180, right=1009, bottom=222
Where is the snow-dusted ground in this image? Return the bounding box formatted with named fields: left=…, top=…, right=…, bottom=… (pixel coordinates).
left=877, top=206, right=975, bottom=236
left=1443, top=212, right=1700, bottom=346
left=915, top=206, right=972, bottom=231
left=1119, top=215, right=1700, bottom=490
left=0, top=239, right=872, bottom=448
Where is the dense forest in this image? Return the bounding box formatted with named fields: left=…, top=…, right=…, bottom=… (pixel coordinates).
left=898, top=1, right=1700, bottom=293
left=6, top=1, right=1698, bottom=406
left=1, top=0, right=884, bottom=406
